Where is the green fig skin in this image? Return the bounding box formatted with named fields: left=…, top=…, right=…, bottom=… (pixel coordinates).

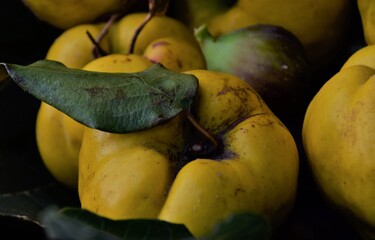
left=195, top=24, right=311, bottom=124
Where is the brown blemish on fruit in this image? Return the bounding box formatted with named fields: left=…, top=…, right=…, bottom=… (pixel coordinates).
left=216, top=77, right=248, bottom=97
left=341, top=101, right=365, bottom=145
left=220, top=113, right=272, bottom=135
left=177, top=59, right=183, bottom=69
left=234, top=188, right=245, bottom=196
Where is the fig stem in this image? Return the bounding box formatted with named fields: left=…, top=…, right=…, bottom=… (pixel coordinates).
left=128, top=0, right=169, bottom=54
left=185, top=110, right=219, bottom=152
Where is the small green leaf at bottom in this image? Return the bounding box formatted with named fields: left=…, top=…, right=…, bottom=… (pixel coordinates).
left=39, top=207, right=194, bottom=240
left=39, top=207, right=272, bottom=240
left=201, top=212, right=272, bottom=240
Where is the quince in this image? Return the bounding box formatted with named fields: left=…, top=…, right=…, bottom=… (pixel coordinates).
left=303, top=64, right=375, bottom=239
left=78, top=68, right=299, bottom=237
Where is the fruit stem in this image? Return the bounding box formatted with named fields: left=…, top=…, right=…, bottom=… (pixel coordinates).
left=86, top=31, right=108, bottom=58
left=194, top=24, right=214, bottom=45
left=88, top=13, right=121, bottom=58
left=97, top=13, right=120, bottom=48
left=185, top=110, right=219, bottom=152
left=128, top=0, right=169, bottom=54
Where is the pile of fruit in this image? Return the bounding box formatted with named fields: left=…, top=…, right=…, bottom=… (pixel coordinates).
left=0, top=0, right=373, bottom=239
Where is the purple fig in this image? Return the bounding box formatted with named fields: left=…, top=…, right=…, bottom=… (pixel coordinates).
left=195, top=24, right=311, bottom=123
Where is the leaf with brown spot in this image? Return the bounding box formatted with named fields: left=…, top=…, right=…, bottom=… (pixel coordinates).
left=0, top=60, right=198, bottom=133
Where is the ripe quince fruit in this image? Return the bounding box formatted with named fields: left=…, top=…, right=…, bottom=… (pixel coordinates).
left=302, top=64, right=375, bottom=239
left=78, top=67, right=299, bottom=237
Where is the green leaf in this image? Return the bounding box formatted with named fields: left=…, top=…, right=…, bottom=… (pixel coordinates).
left=201, top=212, right=272, bottom=240
left=40, top=207, right=194, bottom=240
left=0, top=60, right=198, bottom=133
left=39, top=208, right=272, bottom=240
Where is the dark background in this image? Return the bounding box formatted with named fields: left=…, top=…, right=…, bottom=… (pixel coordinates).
left=0, top=0, right=62, bottom=191
left=0, top=0, right=367, bottom=239
left=0, top=1, right=64, bottom=238
left=0, top=0, right=62, bottom=189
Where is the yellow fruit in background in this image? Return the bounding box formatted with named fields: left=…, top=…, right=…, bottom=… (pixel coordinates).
left=143, top=37, right=206, bottom=72
left=22, top=0, right=124, bottom=29
left=109, top=12, right=199, bottom=55
left=302, top=65, right=375, bottom=240
left=46, top=23, right=110, bottom=69
left=358, top=0, right=375, bottom=45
